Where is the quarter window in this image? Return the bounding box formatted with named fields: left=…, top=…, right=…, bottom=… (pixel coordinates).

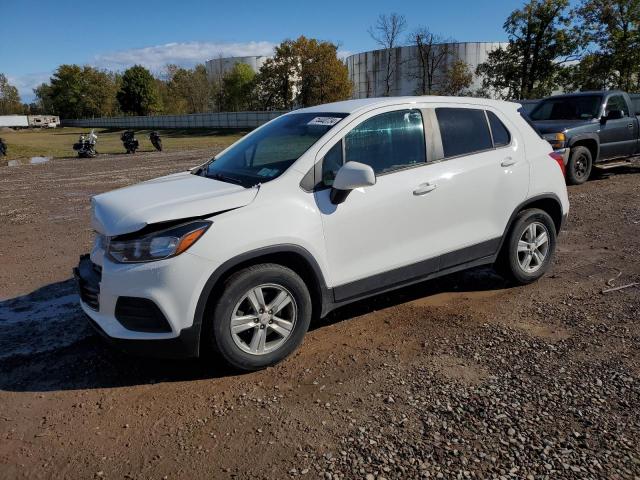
left=436, top=108, right=493, bottom=158
left=344, top=110, right=426, bottom=174
left=321, top=142, right=344, bottom=187
left=487, top=111, right=511, bottom=147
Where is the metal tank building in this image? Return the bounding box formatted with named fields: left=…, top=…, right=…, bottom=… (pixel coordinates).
left=205, top=56, right=270, bottom=81
left=345, top=42, right=508, bottom=99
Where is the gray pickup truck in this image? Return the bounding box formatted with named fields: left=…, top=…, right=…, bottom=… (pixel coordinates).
left=528, top=91, right=640, bottom=184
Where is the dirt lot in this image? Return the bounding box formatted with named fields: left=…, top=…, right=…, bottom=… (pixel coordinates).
left=0, top=150, right=639, bottom=479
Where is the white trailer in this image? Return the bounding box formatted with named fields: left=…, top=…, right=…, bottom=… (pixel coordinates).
left=28, top=115, right=60, bottom=128
left=0, top=115, right=29, bottom=128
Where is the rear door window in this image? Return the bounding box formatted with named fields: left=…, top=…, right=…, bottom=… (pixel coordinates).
left=436, top=108, right=493, bottom=158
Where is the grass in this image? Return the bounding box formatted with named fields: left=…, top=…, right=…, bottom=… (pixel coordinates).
left=0, top=127, right=246, bottom=163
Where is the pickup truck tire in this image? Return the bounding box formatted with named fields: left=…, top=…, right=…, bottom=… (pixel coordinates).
left=566, top=146, right=592, bottom=185
left=210, top=263, right=312, bottom=371
left=497, top=208, right=557, bottom=285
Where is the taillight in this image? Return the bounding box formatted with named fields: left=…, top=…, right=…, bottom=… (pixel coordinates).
left=549, top=152, right=565, bottom=177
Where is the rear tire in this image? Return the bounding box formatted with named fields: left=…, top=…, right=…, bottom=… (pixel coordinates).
left=566, top=146, right=592, bottom=185
left=209, top=264, right=312, bottom=371
left=497, top=208, right=557, bottom=285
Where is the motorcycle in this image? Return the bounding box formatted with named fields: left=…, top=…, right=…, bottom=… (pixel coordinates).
left=121, top=130, right=139, bottom=154
left=72, top=130, right=98, bottom=158
left=149, top=131, right=162, bottom=151
left=0, top=138, right=7, bottom=157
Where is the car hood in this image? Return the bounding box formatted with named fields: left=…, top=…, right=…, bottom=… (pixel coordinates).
left=91, top=171, right=258, bottom=236
left=531, top=119, right=596, bottom=134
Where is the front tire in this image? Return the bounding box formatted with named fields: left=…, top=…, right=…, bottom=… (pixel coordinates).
left=210, top=264, right=312, bottom=371
left=497, top=208, right=557, bottom=285
left=566, top=146, right=592, bottom=185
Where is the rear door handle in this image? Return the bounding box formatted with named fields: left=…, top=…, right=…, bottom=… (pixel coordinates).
left=413, top=183, right=438, bottom=196
left=628, top=123, right=634, bottom=129
left=501, top=157, right=517, bottom=167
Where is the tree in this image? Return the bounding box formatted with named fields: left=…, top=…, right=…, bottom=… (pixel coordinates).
left=255, top=40, right=299, bottom=110
left=440, top=60, right=474, bottom=96
left=407, top=29, right=453, bottom=95
left=222, top=63, right=256, bottom=111
left=117, top=65, right=159, bottom=115
left=578, top=0, right=640, bottom=92
left=0, top=74, right=22, bottom=114
left=476, top=0, right=580, bottom=99
left=34, top=65, right=118, bottom=118
left=255, top=36, right=352, bottom=110
left=368, top=13, right=407, bottom=96
left=294, top=36, right=352, bottom=107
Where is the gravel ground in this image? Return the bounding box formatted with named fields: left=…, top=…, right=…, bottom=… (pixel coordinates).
left=0, top=153, right=638, bottom=479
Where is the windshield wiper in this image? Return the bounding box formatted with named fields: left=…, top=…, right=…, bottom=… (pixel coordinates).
left=208, top=172, right=245, bottom=186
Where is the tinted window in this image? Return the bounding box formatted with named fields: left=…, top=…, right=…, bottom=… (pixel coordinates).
left=530, top=95, right=602, bottom=121
left=605, top=95, right=628, bottom=116
left=436, top=108, right=492, bottom=158
left=321, top=142, right=343, bottom=187
left=344, top=110, right=426, bottom=174
left=487, top=111, right=511, bottom=147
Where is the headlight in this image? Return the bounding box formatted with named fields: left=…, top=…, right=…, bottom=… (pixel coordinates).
left=107, top=220, right=211, bottom=263
left=542, top=132, right=566, bottom=150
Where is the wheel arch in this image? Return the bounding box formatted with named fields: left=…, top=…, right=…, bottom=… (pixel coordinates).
left=193, top=245, right=331, bottom=356
left=568, top=135, right=599, bottom=162
left=496, top=194, right=564, bottom=257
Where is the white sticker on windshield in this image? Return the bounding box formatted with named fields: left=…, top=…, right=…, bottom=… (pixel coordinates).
left=307, top=117, right=342, bottom=126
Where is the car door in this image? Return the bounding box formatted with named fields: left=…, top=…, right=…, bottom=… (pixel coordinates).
left=314, top=108, right=443, bottom=299
left=414, top=107, right=529, bottom=271
left=599, top=94, right=636, bottom=159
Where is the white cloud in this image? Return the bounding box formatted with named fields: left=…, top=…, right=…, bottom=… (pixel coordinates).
left=7, top=72, right=51, bottom=104
left=93, top=41, right=276, bottom=72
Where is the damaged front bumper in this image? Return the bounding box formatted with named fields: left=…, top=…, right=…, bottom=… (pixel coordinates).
left=73, top=252, right=214, bottom=359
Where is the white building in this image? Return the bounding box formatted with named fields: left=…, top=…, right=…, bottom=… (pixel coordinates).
left=345, top=42, right=507, bottom=99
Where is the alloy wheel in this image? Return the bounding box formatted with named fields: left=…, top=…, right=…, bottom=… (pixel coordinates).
left=230, top=283, right=297, bottom=355
left=517, top=222, right=550, bottom=274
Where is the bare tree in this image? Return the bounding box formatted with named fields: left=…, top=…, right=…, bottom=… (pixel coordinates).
left=408, top=28, right=454, bottom=95
left=368, top=13, right=407, bottom=96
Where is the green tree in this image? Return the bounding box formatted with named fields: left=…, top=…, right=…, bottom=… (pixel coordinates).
left=255, top=36, right=352, bottom=110
left=117, top=65, right=159, bottom=115
left=255, top=40, right=299, bottom=110
left=295, top=36, right=352, bottom=107
left=221, top=63, right=256, bottom=111
left=34, top=65, right=118, bottom=118
left=578, top=0, right=640, bottom=92
left=0, top=74, right=23, bottom=114
left=476, top=0, right=580, bottom=99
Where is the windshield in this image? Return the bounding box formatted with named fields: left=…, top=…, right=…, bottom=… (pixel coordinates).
left=203, top=112, right=348, bottom=187
left=530, top=95, right=602, bottom=121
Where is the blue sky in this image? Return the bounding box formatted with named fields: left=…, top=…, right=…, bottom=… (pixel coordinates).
left=2, top=0, right=528, bottom=102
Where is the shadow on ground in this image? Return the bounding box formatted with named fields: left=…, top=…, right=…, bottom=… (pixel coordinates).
left=0, top=267, right=507, bottom=393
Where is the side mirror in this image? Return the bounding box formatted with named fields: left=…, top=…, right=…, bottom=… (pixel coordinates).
left=603, top=109, right=624, bottom=122
left=330, top=161, right=376, bottom=205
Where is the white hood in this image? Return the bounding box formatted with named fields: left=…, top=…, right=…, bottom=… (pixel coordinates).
left=91, top=171, right=258, bottom=236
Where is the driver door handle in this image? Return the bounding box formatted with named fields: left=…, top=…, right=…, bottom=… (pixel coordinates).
left=413, top=182, right=438, bottom=196
left=501, top=157, right=517, bottom=167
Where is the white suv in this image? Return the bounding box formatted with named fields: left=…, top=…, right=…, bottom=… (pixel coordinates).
left=75, top=97, right=569, bottom=370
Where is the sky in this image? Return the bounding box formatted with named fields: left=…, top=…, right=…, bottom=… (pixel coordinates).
left=1, top=0, right=529, bottom=103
